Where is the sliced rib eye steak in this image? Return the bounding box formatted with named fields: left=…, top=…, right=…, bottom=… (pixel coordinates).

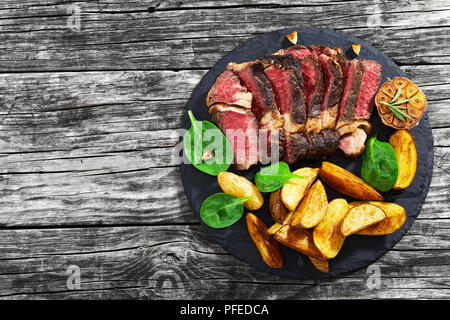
left=209, top=103, right=259, bottom=170
left=336, top=59, right=364, bottom=129
left=259, top=55, right=306, bottom=133
left=206, top=70, right=252, bottom=109
left=319, top=53, right=343, bottom=129
left=309, top=45, right=344, bottom=59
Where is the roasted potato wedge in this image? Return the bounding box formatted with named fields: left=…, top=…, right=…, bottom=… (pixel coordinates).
left=340, top=204, right=386, bottom=237
left=217, top=172, right=263, bottom=210
left=246, top=213, right=283, bottom=268
left=356, top=202, right=406, bottom=235
left=389, top=130, right=417, bottom=190
left=269, top=189, right=288, bottom=224
left=320, top=162, right=383, bottom=201
left=291, top=180, right=328, bottom=229
left=274, top=225, right=324, bottom=259
left=281, top=167, right=320, bottom=211
left=313, top=198, right=349, bottom=259
left=267, top=223, right=283, bottom=236
left=308, top=256, right=329, bottom=273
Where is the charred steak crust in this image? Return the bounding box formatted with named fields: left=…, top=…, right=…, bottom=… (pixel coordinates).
left=320, top=129, right=340, bottom=156
left=259, top=54, right=306, bottom=126
left=281, top=132, right=309, bottom=164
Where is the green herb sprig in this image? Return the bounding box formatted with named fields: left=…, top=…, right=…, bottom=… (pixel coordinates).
left=379, top=87, right=412, bottom=122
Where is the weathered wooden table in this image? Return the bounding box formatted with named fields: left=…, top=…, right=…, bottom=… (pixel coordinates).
left=0, top=0, right=449, bottom=299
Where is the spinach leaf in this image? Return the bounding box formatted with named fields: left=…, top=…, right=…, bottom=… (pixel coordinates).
left=200, top=193, right=252, bottom=228
left=255, top=161, right=303, bottom=192
left=183, top=110, right=233, bottom=176
left=361, top=133, right=399, bottom=192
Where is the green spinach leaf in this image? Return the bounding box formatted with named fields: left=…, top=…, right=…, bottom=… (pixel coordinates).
left=255, top=161, right=303, bottom=192
left=200, top=193, right=252, bottom=228
left=183, top=110, right=233, bottom=176
left=361, top=133, right=399, bottom=192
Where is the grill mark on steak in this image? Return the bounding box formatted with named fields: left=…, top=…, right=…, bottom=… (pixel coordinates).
left=206, top=70, right=252, bottom=109
left=259, top=54, right=306, bottom=133
left=209, top=103, right=259, bottom=170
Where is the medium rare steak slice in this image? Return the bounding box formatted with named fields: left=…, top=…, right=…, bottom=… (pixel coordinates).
left=227, top=61, right=282, bottom=126
left=209, top=103, right=258, bottom=170
left=301, top=55, right=325, bottom=133
left=259, top=55, right=306, bottom=133
left=356, top=59, right=383, bottom=119
left=276, top=46, right=325, bottom=133
left=206, top=70, right=252, bottom=108
left=319, top=53, right=343, bottom=129
left=336, top=59, right=364, bottom=129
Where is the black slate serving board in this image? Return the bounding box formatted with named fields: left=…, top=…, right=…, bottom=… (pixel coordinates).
left=180, top=27, right=434, bottom=279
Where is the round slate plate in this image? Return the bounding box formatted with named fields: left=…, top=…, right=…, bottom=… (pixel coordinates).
left=180, top=27, right=434, bottom=279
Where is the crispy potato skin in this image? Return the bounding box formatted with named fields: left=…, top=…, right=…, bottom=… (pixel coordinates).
left=313, top=198, right=349, bottom=259
left=355, top=202, right=406, bottom=235
left=340, top=204, right=386, bottom=237
left=389, top=130, right=417, bottom=190
left=320, top=162, right=383, bottom=201
left=267, top=223, right=283, bottom=236
left=246, top=213, right=283, bottom=268
left=217, top=172, right=264, bottom=210
left=269, top=190, right=288, bottom=224
left=291, top=180, right=328, bottom=229
left=281, top=167, right=320, bottom=212
left=274, top=225, right=324, bottom=259
left=308, top=256, right=329, bottom=273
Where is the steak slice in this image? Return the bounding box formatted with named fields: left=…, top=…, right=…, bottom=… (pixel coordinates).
left=319, top=53, right=343, bottom=129
left=356, top=59, right=383, bottom=119
left=281, top=132, right=309, bottom=164
left=259, top=55, right=306, bottom=133
left=276, top=46, right=325, bottom=133
left=206, top=70, right=252, bottom=109
left=209, top=103, right=258, bottom=170
left=227, top=61, right=281, bottom=124
left=320, top=129, right=340, bottom=157
left=336, top=59, right=364, bottom=129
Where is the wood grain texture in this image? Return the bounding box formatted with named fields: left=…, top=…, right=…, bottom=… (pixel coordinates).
left=0, top=0, right=449, bottom=299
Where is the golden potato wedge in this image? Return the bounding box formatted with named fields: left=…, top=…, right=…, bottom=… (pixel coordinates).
left=313, top=198, right=349, bottom=259
left=267, top=223, right=283, bottom=236
left=340, top=204, right=386, bottom=237
left=246, top=213, right=283, bottom=268
left=356, top=202, right=406, bottom=235
left=389, top=130, right=417, bottom=190
left=291, top=180, right=328, bottom=229
left=269, top=189, right=288, bottom=224
left=217, top=172, right=263, bottom=210
left=320, top=162, right=383, bottom=201
left=281, top=167, right=320, bottom=211
left=308, top=256, right=329, bottom=273
left=274, top=225, right=324, bottom=259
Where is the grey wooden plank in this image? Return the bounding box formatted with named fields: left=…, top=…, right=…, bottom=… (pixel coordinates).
left=0, top=224, right=448, bottom=299
left=0, top=1, right=448, bottom=71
